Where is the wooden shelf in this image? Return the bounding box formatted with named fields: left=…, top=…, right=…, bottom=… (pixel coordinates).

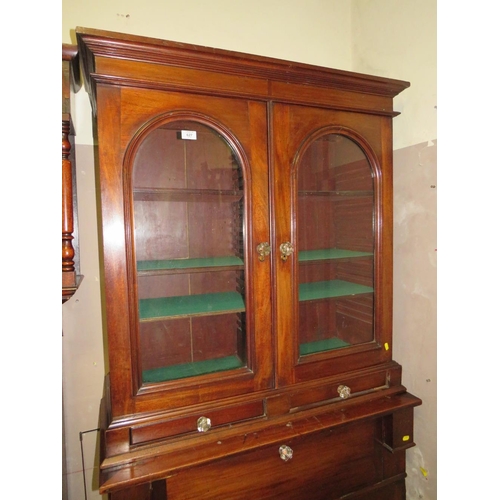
left=299, top=280, right=373, bottom=302
left=134, top=188, right=243, bottom=202
left=137, top=256, right=244, bottom=275
left=138, top=259, right=370, bottom=321
left=299, top=248, right=372, bottom=262
left=139, top=291, right=245, bottom=321
left=137, top=249, right=368, bottom=277
left=142, top=355, right=245, bottom=383
left=138, top=279, right=370, bottom=322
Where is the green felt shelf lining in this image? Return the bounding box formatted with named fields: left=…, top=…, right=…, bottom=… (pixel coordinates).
left=139, top=291, right=245, bottom=320
left=142, top=340, right=351, bottom=383
left=137, top=249, right=371, bottom=273
left=139, top=280, right=372, bottom=321
left=143, top=355, right=244, bottom=383
left=299, top=280, right=373, bottom=301
left=299, top=337, right=351, bottom=355
left=298, top=248, right=373, bottom=261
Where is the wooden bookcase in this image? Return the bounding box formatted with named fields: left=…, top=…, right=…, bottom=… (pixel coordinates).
left=77, top=27, right=421, bottom=499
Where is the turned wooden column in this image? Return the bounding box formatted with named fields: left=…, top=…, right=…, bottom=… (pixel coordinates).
left=62, top=117, right=75, bottom=280
left=62, top=44, right=81, bottom=302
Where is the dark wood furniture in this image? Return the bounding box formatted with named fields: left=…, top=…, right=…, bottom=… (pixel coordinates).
left=77, top=27, right=421, bottom=499
left=62, top=44, right=82, bottom=302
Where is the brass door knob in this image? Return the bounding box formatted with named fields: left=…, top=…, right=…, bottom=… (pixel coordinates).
left=256, top=242, right=271, bottom=262
left=279, top=242, right=294, bottom=261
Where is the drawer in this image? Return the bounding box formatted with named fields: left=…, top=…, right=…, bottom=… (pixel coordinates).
left=166, top=419, right=385, bottom=500
left=131, top=400, right=264, bottom=445
left=289, top=369, right=388, bottom=411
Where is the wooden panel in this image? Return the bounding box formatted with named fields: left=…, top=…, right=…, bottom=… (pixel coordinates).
left=298, top=195, right=337, bottom=250
left=109, top=483, right=151, bottom=500
left=140, top=313, right=245, bottom=373
left=133, top=127, right=185, bottom=188
left=336, top=297, right=373, bottom=345
left=336, top=259, right=374, bottom=287
left=379, top=406, right=416, bottom=452
left=270, top=80, right=396, bottom=114
left=335, top=159, right=374, bottom=191
left=137, top=274, right=185, bottom=300
left=134, top=199, right=188, bottom=262
left=299, top=260, right=338, bottom=283
left=166, top=420, right=383, bottom=500
left=298, top=299, right=337, bottom=345
left=110, top=472, right=406, bottom=500
left=186, top=200, right=237, bottom=258
left=96, top=56, right=269, bottom=98
left=341, top=478, right=406, bottom=500
left=108, top=480, right=166, bottom=500
left=191, top=313, right=243, bottom=361
left=140, top=318, right=191, bottom=370
left=334, top=197, right=374, bottom=252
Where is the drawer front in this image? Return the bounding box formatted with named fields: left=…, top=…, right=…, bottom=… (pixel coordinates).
left=166, top=419, right=385, bottom=500
left=131, top=400, right=264, bottom=445
left=289, top=369, right=388, bottom=411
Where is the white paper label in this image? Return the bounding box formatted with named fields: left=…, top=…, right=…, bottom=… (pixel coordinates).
left=180, top=130, right=197, bottom=140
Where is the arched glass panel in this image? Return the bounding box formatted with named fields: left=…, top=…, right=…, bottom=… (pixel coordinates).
left=297, top=133, right=374, bottom=357
left=132, top=120, right=246, bottom=383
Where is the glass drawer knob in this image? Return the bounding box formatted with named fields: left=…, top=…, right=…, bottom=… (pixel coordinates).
left=337, top=385, right=351, bottom=399
left=197, top=416, right=211, bottom=433
left=279, top=444, right=293, bottom=461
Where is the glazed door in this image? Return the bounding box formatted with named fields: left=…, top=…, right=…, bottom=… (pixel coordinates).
left=271, top=103, right=393, bottom=385
left=100, top=87, right=273, bottom=416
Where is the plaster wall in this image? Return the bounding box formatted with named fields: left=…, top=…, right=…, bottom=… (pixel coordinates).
left=352, top=2, right=437, bottom=499
left=393, top=140, right=437, bottom=500
left=351, top=0, right=437, bottom=151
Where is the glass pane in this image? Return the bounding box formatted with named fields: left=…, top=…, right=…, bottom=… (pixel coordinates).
left=297, top=133, right=374, bottom=356
left=132, top=120, right=246, bottom=383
